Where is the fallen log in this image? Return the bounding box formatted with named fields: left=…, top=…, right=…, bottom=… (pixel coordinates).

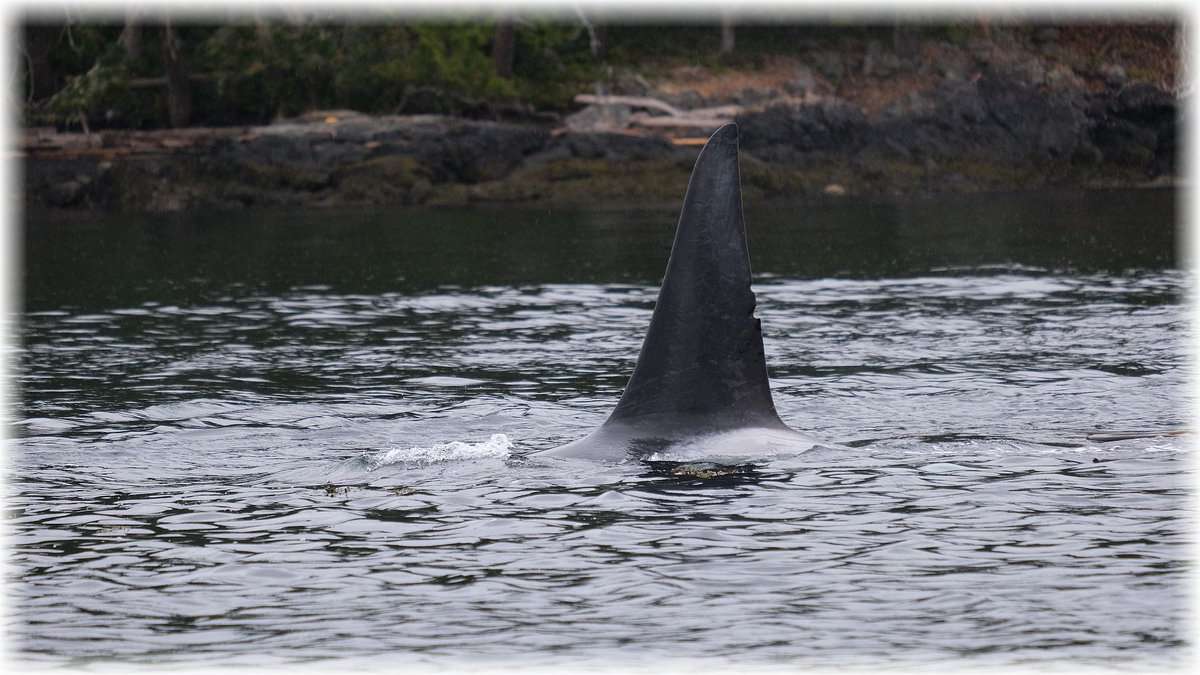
left=574, top=94, right=684, bottom=117
left=574, top=94, right=743, bottom=120
left=629, top=113, right=731, bottom=128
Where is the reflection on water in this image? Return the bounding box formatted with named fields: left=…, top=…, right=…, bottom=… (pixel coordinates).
left=12, top=189, right=1191, bottom=669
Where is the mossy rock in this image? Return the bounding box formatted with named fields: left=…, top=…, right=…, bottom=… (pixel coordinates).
left=238, top=162, right=331, bottom=191
left=329, top=155, right=434, bottom=205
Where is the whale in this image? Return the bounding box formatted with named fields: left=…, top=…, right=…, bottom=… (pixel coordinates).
left=541, top=123, right=824, bottom=462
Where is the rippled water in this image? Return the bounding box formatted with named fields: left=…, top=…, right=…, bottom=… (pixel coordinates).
left=11, top=189, right=1193, bottom=670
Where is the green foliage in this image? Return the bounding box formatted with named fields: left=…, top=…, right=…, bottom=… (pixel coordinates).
left=603, top=25, right=722, bottom=62
left=32, top=20, right=564, bottom=127
left=367, top=23, right=517, bottom=108
left=417, top=23, right=515, bottom=98
left=38, top=29, right=166, bottom=129
left=31, top=23, right=166, bottom=128
left=48, top=23, right=115, bottom=74
left=42, top=61, right=125, bottom=125
left=510, top=23, right=596, bottom=108
left=196, top=24, right=338, bottom=121
left=193, top=23, right=522, bottom=120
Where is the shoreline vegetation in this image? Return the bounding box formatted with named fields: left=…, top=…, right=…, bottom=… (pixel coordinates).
left=19, top=18, right=1182, bottom=213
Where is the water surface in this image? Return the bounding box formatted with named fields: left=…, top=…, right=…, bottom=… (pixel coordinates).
left=12, top=188, right=1192, bottom=670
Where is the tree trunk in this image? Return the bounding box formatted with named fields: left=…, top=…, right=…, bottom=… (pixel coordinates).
left=592, top=21, right=607, bottom=59
left=161, top=19, right=192, bottom=128
left=573, top=7, right=605, bottom=60
left=720, top=13, right=735, bottom=55
left=23, top=25, right=60, bottom=101
left=491, top=21, right=516, bottom=80
left=119, top=19, right=142, bottom=65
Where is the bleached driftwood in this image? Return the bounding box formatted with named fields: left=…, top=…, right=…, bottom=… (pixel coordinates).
left=628, top=113, right=735, bottom=128
left=572, top=94, right=742, bottom=131
left=574, top=94, right=686, bottom=117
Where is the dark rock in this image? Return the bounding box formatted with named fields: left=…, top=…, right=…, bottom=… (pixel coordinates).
left=738, top=99, right=869, bottom=164
left=783, top=65, right=817, bottom=97
left=742, top=69, right=1153, bottom=187
left=1088, top=83, right=1177, bottom=177
left=535, top=132, right=676, bottom=164
left=1099, top=63, right=1127, bottom=89
left=854, top=81, right=986, bottom=161
left=1038, top=43, right=1076, bottom=68
left=1044, top=63, right=1082, bottom=90
left=967, top=36, right=994, bottom=65
left=1117, top=84, right=1176, bottom=120
left=1033, top=26, right=1060, bottom=45
left=863, top=40, right=903, bottom=78
left=976, top=74, right=1088, bottom=159
left=436, top=120, right=549, bottom=183
left=878, top=90, right=937, bottom=121
left=812, top=52, right=845, bottom=80
left=994, top=56, right=1047, bottom=87
left=311, top=139, right=372, bottom=168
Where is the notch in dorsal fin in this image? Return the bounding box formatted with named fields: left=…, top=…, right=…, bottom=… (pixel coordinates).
left=605, top=124, right=787, bottom=432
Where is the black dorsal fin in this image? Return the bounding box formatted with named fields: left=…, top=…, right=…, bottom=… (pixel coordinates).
left=605, top=124, right=787, bottom=431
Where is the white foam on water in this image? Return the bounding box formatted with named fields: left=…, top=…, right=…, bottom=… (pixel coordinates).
left=369, top=433, right=513, bottom=468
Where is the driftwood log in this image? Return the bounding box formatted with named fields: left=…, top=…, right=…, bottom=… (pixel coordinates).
left=572, top=94, right=742, bottom=132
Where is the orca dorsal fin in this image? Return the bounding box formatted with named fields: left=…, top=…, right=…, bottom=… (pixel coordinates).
left=606, top=124, right=787, bottom=431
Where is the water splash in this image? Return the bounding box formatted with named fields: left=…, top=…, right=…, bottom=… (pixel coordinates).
left=369, top=433, right=513, bottom=468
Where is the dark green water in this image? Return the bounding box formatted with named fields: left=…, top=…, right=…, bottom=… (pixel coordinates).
left=13, top=188, right=1191, bottom=670
left=23, top=188, right=1176, bottom=312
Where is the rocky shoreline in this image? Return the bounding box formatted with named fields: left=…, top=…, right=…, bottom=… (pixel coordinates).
left=22, top=35, right=1181, bottom=213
